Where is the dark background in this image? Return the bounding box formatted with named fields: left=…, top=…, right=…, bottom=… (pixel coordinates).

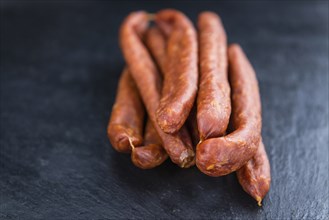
left=1, top=1, right=328, bottom=219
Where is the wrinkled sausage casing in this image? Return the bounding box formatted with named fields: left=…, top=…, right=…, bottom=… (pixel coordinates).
left=120, top=11, right=195, bottom=168
left=132, top=120, right=168, bottom=169
left=196, top=44, right=262, bottom=176
left=197, top=12, right=231, bottom=140
left=237, top=139, right=271, bottom=206
left=154, top=9, right=198, bottom=134
left=107, top=68, right=144, bottom=153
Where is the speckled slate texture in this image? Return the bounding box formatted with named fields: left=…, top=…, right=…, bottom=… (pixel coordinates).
left=0, top=1, right=328, bottom=219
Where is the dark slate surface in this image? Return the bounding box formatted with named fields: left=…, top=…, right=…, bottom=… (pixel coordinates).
left=1, top=1, right=328, bottom=219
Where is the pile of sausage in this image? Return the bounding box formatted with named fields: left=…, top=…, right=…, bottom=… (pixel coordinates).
left=107, top=9, right=271, bottom=206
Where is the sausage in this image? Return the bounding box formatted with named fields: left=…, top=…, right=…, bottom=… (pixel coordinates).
left=120, top=11, right=195, bottom=168
left=197, top=12, right=231, bottom=140
left=145, top=26, right=167, bottom=74
left=131, top=119, right=168, bottom=169
left=109, top=28, right=168, bottom=168
left=237, top=139, right=271, bottom=206
left=196, top=44, right=262, bottom=176
left=154, top=9, right=198, bottom=134
left=145, top=25, right=195, bottom=159
left=107, top=67, right=145, bottom=153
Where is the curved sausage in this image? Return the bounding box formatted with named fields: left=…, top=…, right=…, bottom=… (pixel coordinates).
left=107, top=68, right=145, bottom=153
left=145, top=25, right=195, bottom=161
left=109, top=28, right=168, bottom=168
left=131, top=119, right=168, bottom=169
left=154, top=9, right=198, bottom=134
left=120, top=11, right=195, bottom=168
left=237, top=139, right=271, bottom=206
left=196, top=44, right=262, bottom=176
left=197, top=12, right=231, bottom=140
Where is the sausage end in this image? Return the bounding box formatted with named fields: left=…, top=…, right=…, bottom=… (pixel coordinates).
left=107, top=124, right=143, bottom=153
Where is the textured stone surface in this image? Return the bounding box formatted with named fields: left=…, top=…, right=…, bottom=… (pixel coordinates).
left=1, top=1, right=328, bottom=219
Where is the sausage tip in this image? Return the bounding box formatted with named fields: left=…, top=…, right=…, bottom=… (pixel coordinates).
left=179, top=149, right=195, bottom=168
left=256, top=196, right=262, bottom=206
left=156, top=107, right=185, bottom=134
left=131, top=145, right=168, bottom=169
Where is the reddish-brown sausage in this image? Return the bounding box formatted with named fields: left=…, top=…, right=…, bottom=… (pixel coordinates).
left=120, top=11, right=195, bottom=168
left=154, top=9, right=198, bottom=134
left=197, top=12, right=231, bottom=140
left=131, top=119, right=168, bottom=169
left=109, top=28, right=168, bottom=168
left=144, top=25, right=196, bottom=167
left=145, top=27, right=167, bottom=74
left=107, top=68, right=144, bottom=153
left=196, top=44, right=262, bottom=176
left=237, top=139, right=271, bottom=206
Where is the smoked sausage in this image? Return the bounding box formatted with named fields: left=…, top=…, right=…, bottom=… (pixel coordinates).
left=196, top=44, right=262, bottom=176
left=144, top=25, right=195, bottom=167
left=120, top=11, right=195, bottom=168
left=154, top=9, right=198, bottom=134
left=107, top=68, right=144, bottom=153
left=145, top=26, right=167, bottom=74
left=145, top=23, right=199, bottom=147
left=197, top=12, right=231, bottom=140
left=237, top=139, right=271, bottom=206
left=109, top=29, right=168, bottom=168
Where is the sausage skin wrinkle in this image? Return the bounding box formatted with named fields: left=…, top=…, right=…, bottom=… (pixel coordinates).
left=132, top=120, right=168, bottom=169
left=237, top=139, right=271, bottom=206
left=154, top=9, right=198, bottom=134
left=197, top=12, right=231, bottom=140
left=107, top=68, right=144, bottom=153
left=120, top=11, right=195, bottom=168
left=196, top=44, right=262, bottom=176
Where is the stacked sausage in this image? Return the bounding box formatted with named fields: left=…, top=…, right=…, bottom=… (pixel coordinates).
left=108, top=9, right=271, bottom=206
